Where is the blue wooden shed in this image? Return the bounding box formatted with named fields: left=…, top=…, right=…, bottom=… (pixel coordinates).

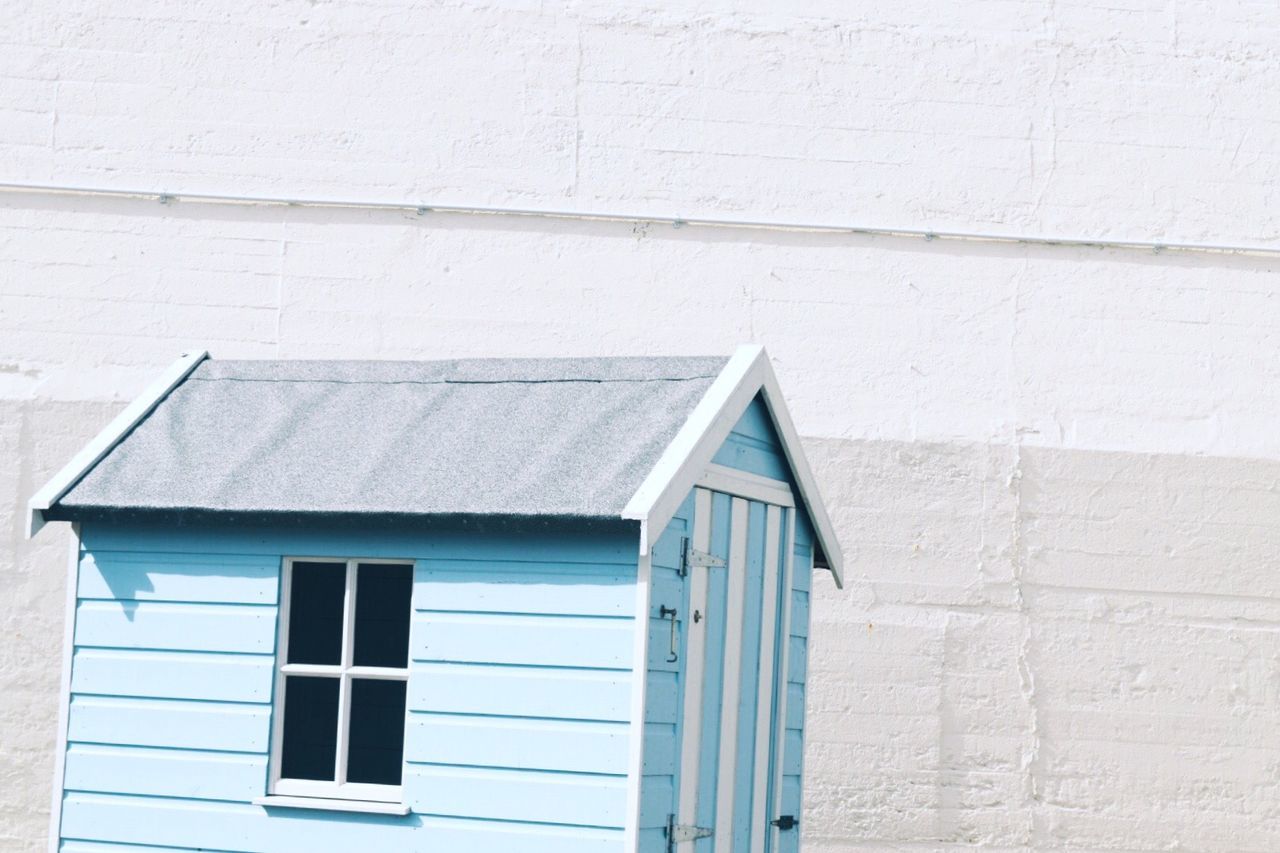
left=29, top=344, right=843, bottom=853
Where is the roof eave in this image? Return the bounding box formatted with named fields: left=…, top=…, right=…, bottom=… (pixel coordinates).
left=621, top=344, right=844, bottom=588
left=27, top=350, right=209, bottom=538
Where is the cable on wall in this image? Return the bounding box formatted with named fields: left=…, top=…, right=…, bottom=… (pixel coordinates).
left=1, top=180, right=1277, bottom=259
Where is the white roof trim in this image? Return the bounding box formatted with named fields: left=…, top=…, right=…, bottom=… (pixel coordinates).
left=754, top=352, right=844, bottom=586
left=27, top=351, right=209, bottom=538
left=622, top=344, right=844, bottom=587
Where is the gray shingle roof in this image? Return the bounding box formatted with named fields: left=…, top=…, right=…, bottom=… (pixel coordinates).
left=57, top=356, right=729, bottom=521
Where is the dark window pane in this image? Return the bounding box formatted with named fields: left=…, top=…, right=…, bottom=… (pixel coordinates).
left=287, top=561, right=346, bottom=665
left=280, top=676, right=339, bottom=781
left=346, top=679, right=407, bottom=785
left=353, top=563, right=413, bottom=668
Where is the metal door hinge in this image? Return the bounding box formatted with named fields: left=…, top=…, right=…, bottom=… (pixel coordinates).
left=679, top=536, right=725, bottom=577
left=665, top=814, right=713, bottom=851
left=771, top=814, right=798, bottom=831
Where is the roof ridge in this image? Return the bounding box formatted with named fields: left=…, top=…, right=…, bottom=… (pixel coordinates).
left=188, top=374, right=723, bottom=387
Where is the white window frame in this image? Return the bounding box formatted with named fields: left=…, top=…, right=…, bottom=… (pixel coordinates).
left=264, top=557, right=414, bottom=807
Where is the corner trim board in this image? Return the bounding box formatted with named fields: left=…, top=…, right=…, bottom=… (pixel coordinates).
left=26, top=350, right=209, bottom=538
left=675, top=488, right=713, bottom=848
left=623, top=543, right=653, bottom=851
left=47, top=522, right=80, bottom=853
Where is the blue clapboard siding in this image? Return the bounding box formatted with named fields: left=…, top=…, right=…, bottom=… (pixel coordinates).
left=71, top=648, right=275, bottom=703
left=711, top=396, right=792, bottom=483
left=68, top=695, right=270, bottom=753
left=61, top=835, right=245, bottom=850
left=64, top=743, right=267, bottom=801
left=60, top=793, right=623, bottom=852
left=414, top=562, right=635, bottom=616
left=61, top=521, right=637, bottom=852
left=78, top=551, right=279, bottom=604
left=75, top=600, right=275, bottom=654
left=406, top=545, right=637, bottom=833
left=61, top=841, right=246, bottom=853
left=413, top=612, right=632, bottom=669
left=407, top=715, right=629, bottom=774
left=409, top=663, right=633, bottom=721
left=406, top=766, right=627, bottom=826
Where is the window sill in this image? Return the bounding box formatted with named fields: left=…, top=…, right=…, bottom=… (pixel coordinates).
left=254, top=795, right=411, bottom=816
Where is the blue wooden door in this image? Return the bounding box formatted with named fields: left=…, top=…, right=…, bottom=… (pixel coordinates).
left=676, top=484, right=793, bottom=853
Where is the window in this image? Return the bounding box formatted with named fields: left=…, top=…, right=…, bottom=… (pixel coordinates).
left=268, top=558, right=414, bottom=805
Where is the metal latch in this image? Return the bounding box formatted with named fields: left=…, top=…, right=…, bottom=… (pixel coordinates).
left=772, top=815, right=798, bottom=831
left=659, top=605, right=679, bottom=663
left=665, top=814, right=713, bottom=851
left=678, top=536, right=726, bottom=576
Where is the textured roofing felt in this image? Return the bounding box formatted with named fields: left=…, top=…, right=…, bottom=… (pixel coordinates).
left=57, top=356, right=729, bottom=520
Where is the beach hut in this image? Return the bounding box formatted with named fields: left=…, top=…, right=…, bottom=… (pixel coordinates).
left=29, top=344, right=843, bottom=853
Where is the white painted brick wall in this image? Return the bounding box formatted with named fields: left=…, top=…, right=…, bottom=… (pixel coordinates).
left=3, top=2, right=1279, bottom=850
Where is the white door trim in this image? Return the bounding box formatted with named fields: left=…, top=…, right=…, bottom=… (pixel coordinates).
left=675, top=488, right=714, bottom=849
left=697, top=464, right=793, bottom=508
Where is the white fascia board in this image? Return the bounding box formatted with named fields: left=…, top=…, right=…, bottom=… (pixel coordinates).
left=621, top=344, right=845, bottom=588
left=622, top=344, right=767, bottom=554
left=755, top=356, right=844, bottom=587
left=26, top=350, right=209, bottom=538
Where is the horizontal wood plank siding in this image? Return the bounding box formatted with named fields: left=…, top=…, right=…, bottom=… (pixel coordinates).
left=412, top=612, right=632, bottom=669
left=64, top=743, right=268, bottom=801
left=71, top=648, right=275, bottom=703
left=61, top=841, right=247, bottom=853
left=61, top=841, right=248, bottom=853
left=405, top=550, right=636, bottom=833
left=60, top=793, right=623, bottom=852
left=408, top=663, right=632, bottom=721
left=78, top=551, right=279, bottom=604
left=710, top=396, right=792, bottom=483
left=61, top=522, right=639, bottom=850
left=74, top=600, right=276, bottom=654
left=416, top=563, right=634, bottom=616
left=406, top=714, right=630, bottom=775
left=67, top=695, right=270, bottom=753
left=405, top=765, right=627, bottom=826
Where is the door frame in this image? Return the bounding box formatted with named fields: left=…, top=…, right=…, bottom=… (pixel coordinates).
left=676, top=465, right=796, bottom=853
